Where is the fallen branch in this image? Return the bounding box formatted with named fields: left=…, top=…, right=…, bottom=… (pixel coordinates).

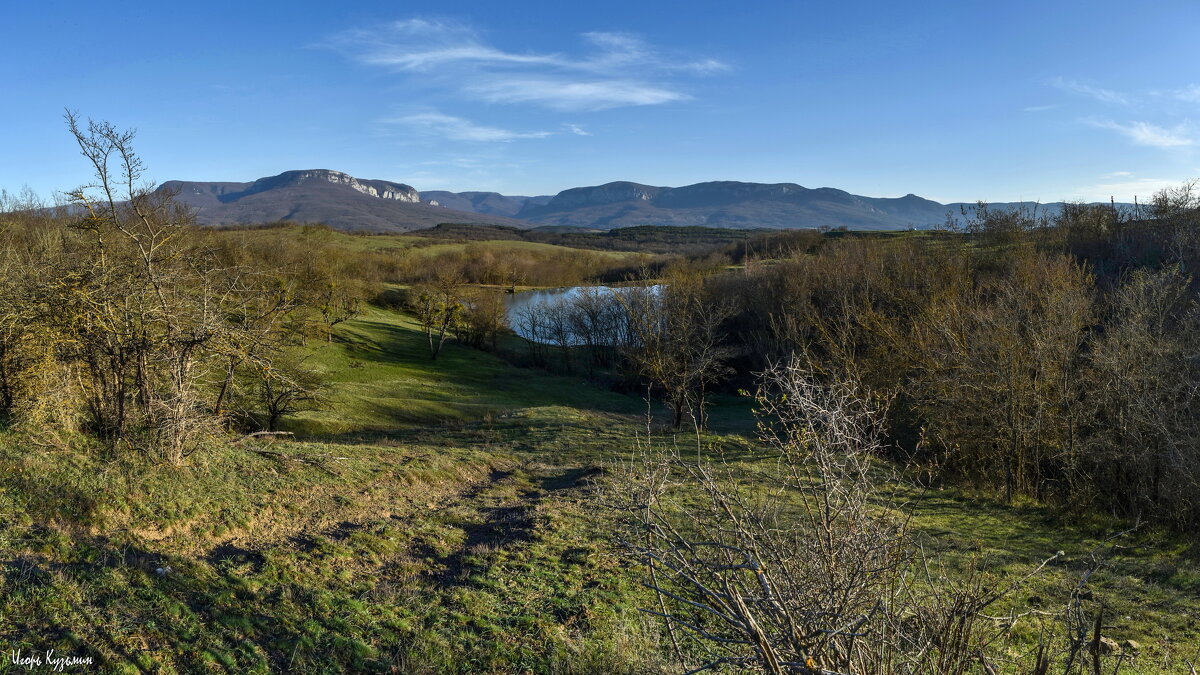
left=232, top=431, right=295, bottom=445
left=244, top=444, right=343, bottom=477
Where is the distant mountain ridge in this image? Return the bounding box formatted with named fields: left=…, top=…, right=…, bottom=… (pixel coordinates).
left=509, top=180, right=1123, bottom=231
left=161, top=170, right=1130, bottom=233
left=417, top=191, right=552, bottom=218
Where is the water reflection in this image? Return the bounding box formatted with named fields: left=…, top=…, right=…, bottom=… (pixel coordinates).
left=503, top=285, right=662, bottom=345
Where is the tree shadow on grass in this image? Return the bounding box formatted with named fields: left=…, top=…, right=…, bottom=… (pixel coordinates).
left=325, top=317, right=646, bottom=420
left=1, top=528, right=400, bottom=673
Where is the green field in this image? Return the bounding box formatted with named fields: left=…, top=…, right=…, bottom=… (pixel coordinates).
left=1, top=306, right=1197, bottom=673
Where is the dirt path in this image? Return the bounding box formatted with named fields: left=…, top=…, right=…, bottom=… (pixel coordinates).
left=203, top=459, right=602, bottom=584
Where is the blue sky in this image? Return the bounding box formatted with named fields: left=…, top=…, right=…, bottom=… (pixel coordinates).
left=3, top=0, right=1199, bottom=203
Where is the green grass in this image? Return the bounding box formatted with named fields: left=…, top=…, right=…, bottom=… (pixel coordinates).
left=903, top=485, right=1200, bottom=665
left=0, top=308, right=673, bottom=673
left=0, top=432, right=665, bottom=673
left=290, top=306, right=643, bottom=435
left=1, top=305, right=1198, bottom=673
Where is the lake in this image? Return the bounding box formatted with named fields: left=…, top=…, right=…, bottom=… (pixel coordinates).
left=503, top=285, right=662, bottom=345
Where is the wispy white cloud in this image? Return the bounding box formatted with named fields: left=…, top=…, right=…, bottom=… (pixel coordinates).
left=578, top=31, right=730, bottom=74
left=1053, top=77, right=1129, bottom=105
left=564, top=123, right=591, bottom=136
left=1173, top=84, right=1200, bottom=103
left=1051, top=78, right=1200, bottom=153
left=1056, top=79, right=1200, bottom=107
left=466, top=78, right=686, bottom=111
left=384, top=112, right=553, bottom=142
left=1088, top=119, right=1194, bottom=148
left=1022, top=104, right=1060, bottom=113
left=332, top=19, right=560, bottom=70
left=1072, top=173, right=1188, bottom=202
left=321, top=18, right=724, bottom=112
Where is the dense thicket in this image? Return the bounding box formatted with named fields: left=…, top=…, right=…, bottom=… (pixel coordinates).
left=716, top=190, right=1200, bottom=529
left=0, top=118, right=367, bottom=460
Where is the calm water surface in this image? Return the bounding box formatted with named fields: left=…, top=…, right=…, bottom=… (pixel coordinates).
left=503, top=285, right=661, bottom=343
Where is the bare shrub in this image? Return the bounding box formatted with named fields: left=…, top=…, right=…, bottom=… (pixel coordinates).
left=457, top=287, right=508, bottom=351
left=235, top=351, right=327, bottom=432
left=0, top=115, right=321, bottom=460
left=611, top=359, right=1068, bottom=674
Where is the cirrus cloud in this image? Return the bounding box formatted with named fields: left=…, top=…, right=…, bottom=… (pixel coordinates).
left=1088, top=119, right=1194, bottom=148
left=382, top=112, right=554, bottom=142
left=321, top=18, right=726, bottom=112
left=1051, top=77, right=1198, bottom=153
left=1052, top=78, right=1130, bottom=106
left=465, top=78, right=687, bottom=111
left=1072, top=173, right=1190, bottom=203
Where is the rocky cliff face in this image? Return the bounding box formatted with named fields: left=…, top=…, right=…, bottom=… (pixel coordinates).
left=249, top=170, right=420, bottom=202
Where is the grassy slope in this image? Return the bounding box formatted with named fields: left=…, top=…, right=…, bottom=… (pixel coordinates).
left=1, top=306, right=1198, bottom=673
left=0, top=308, right=670, bottom=674
left=289, top=307, right=642, bottom=435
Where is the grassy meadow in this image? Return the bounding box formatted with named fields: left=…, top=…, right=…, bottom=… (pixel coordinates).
left=2, top=299, right=1199, bottom=673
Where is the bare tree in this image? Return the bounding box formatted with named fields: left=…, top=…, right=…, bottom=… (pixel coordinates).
left=567, top=285, right=626, bottom=372
left=412, top=271, right=465, bottom=360
left=622, top=270, right=734, bottom=430
left=513, top=303, right=550, bottom=366
left=45, top=113, right=303, bottom=462
left=60, top=112, right=220, bottom=460
left=314, top=273, right=362, bottom=342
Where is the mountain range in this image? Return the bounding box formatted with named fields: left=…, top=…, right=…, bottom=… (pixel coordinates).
left=163, top=170, right=531, bottom=232
left=159, top=169, right=1125, bottom=233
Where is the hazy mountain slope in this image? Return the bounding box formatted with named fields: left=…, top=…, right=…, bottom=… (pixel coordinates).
left=516, top=180, right=1130, bottom=231
left=418, top=191, right=552, bottom=217
left=515, top=181, right=945, bottom=230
